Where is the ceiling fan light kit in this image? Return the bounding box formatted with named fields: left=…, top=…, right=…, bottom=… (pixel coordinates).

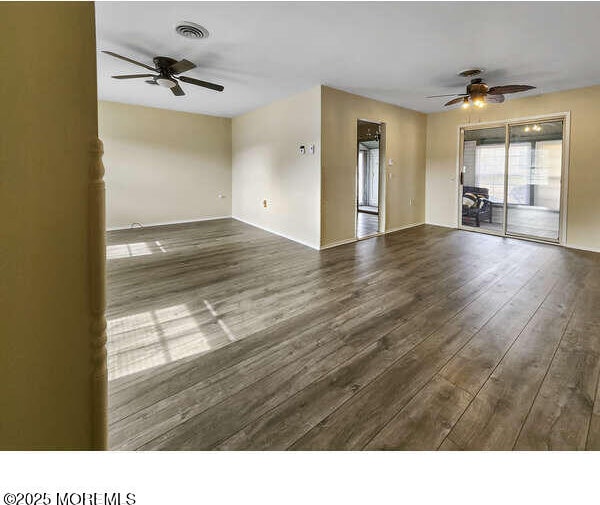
left=156, top=77, right=177, bottom=89
left=427, top=69, right=535, bottom=109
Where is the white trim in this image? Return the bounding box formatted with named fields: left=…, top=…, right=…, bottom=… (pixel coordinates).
left=379, top=123, right=387, bottom=234
left=457, top=111, right=572, bottom=130
left=502, top=122, right=510, bottom=235
left=106, top=215, right=232, bottom=231
left=232, top=216, right=320, bottom=250
left=320, top=237, right=358, bottom=250
left=455, top=125, right=464, bottom=229
left=385, top=221, right=425, bottom=234
left=566, top=243, right=600, bottom=254
left=357, top=232, right=382, bottom=241
left=427, top=222, right=599, bottom=252
left=425, top=221, right=456, bottom=229
left=560, top=112, right=571, bottom=245
left=321, top=221, right=425, bottom=250
left=355, top=118, right=386, bottom=240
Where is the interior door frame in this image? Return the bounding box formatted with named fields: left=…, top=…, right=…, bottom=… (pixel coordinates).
left=456, top=112, right=570, bottom=245
left=355, top=119, right=386, bottom=240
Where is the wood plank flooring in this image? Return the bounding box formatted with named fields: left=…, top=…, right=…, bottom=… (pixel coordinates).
left=357, top=211, right=379, bottom=238
left=106, top=219, right=600, bottom=450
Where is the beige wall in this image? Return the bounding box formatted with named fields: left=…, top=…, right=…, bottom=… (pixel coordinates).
left=321, top=86, right=427, bottom=247
left=426, top=85, right=600, bottom=252
left=0, top=2, right=99, bottom=448
left=99, top=101, right=232, bottom=229
left=232, top=86, right=322, bottom=248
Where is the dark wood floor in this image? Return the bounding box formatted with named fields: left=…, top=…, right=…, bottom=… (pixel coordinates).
left=107, top=219, right=600, bottom=450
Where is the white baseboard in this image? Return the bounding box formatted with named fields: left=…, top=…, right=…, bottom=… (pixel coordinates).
left=385, top=221, right=425, bottom=234
left=321, top=222, right=426, bottom=250
left=107, top=216, right=231, bottom=231
left=423, top=222, right=599, bottom=254
left=424, top=221, right=457, bottom=229
left=566, top=243, right=600, bottom=254
left=232, top=216, right=320, bottom=250
left=320, top=237, right=357, bottom=250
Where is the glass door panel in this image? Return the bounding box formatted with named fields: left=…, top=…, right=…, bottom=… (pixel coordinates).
left=507, top=120, right=563, bottom=241
left=461, top=127, right=506, bottom=232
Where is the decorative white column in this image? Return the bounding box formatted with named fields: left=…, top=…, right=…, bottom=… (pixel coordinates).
left=90, top=138, right=108, bottom=449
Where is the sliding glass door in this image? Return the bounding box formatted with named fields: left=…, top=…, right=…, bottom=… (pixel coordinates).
left=459, top=116, right=566, bottom=243
left=506, top=120, right=564, bottom=241
left=461, top=127, right=506, bottom=233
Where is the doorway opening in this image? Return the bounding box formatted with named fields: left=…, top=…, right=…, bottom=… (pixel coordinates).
left=459, top=114, right=569, bottom=244
left=357, top=120, right=385, bottom=239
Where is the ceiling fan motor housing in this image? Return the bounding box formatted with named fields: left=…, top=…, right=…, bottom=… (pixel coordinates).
left=152, top=57, right=179, bottom=88
left=154, top=56, right=178, bottom=73
left=467, top=81, right=489, bottom=102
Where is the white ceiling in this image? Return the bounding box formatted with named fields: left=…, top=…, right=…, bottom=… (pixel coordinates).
left=96, top=1, right=600, bottom=117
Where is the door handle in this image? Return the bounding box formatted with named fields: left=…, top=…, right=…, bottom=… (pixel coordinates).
left=460, top=172, right=464, bottom=185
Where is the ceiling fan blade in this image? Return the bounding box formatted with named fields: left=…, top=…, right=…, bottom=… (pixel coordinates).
left=111, top=73, right=157, bottom=79
left=444, top=96, right=467, bottom=106
left=171, top=84, right=186, bottom=96
left=426, top=93, right=467, bottom=98
left=488, top=85, right=536, bottom=95
left=178, top=75, right=224, bottom=92
left=169, top=59, right=196, bottom=75
left=102, top=51, right=157, bottom=72
left=486, top=94, right=505, bottom=104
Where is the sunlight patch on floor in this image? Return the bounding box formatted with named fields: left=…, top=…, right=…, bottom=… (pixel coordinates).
left=107, top=303, right=211, bottom=380
left=107, top=242, right=153, bottom=259
left=204, top=299, right=237, bottom=342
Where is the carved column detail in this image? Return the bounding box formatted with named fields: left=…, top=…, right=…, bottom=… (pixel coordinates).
left=90, top=137, right=107, bottom=449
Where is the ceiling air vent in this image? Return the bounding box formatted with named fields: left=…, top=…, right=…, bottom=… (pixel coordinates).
left=175, top=22, right=209, bottom=39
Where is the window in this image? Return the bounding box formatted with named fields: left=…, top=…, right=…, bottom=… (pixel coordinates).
left=474, top=144, right=506, bottom=203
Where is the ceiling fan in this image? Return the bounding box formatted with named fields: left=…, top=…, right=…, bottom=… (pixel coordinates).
left=102, top=50, right=224, bottom=96
left=427, top=69, right=535, bottom=108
